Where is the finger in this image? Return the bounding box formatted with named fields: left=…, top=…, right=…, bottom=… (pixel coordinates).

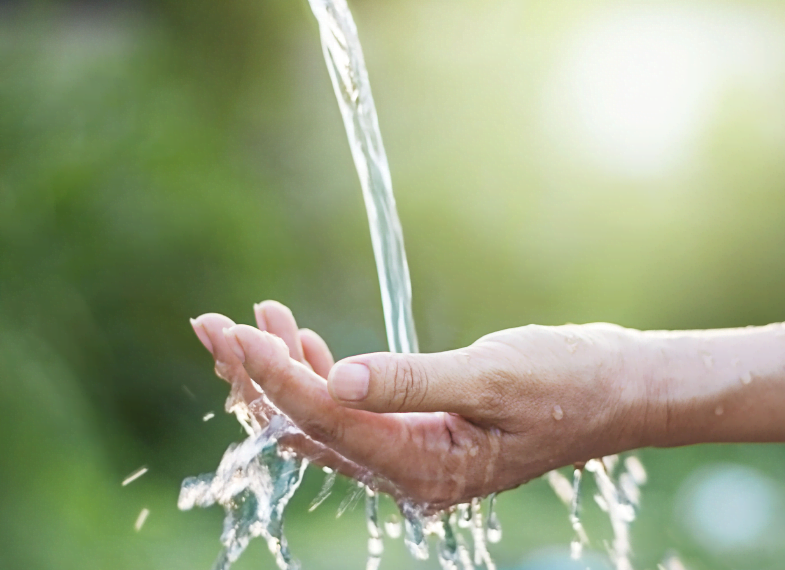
left=300, top=328, right=335, bottom=378
left=193, top=318, right=377, bottom=486
left=223, top=325, right=409, bottom=474
left=326, top=349, right=494, bottom=416
left=191, top=313, right=262, bottom=404
left=254, top=300, right=305, bottom=363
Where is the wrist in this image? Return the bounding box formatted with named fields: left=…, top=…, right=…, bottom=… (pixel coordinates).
left=621, top=328, right=673, bottom=448
left=593, top=324, right=658, bottom=453
left=554, top=324, right=653, bottom=460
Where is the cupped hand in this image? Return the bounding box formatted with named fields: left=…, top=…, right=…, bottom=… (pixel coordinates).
left=191, top=301, right=646, bottom=511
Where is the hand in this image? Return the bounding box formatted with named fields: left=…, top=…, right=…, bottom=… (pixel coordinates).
left=191, top=301, right=647, bottom=511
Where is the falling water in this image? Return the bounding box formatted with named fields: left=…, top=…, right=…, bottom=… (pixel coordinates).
left=306, top=0, right=418, bottom=356
left=179, top=0, right=651, bottom=568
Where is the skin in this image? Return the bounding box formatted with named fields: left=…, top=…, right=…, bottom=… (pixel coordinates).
left=190, top=301, right=785, bottom=512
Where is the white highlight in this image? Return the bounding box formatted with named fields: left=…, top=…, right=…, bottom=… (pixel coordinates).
left=545, top=5, right=785, bottom=177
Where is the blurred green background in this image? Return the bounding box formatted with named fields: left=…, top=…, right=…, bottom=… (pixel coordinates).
left=2, top=0, right=785, bottom=569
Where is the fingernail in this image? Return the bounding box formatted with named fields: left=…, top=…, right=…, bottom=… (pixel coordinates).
left=190, top=318, right=214, bottom=354
left=223, top=328, right=246, bottom=363
left=330, top=362, right=370, bottom=401
left=253, top=303, right=268, bottom=331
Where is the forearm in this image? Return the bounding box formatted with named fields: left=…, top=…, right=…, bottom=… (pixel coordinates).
left=626, top=323, right=785, bottom=448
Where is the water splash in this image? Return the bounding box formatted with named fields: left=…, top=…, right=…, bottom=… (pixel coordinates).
left=546, top=469, right=588, bottom=560
left=585, top=455, right=648, bottom=570
left=365, top=488, right=384, bottom=570
left=178, top=414, right=307, bottom=570
left=308, top=467, right=337, bottom=512
left=569, top=469, right=588, bottom=559
left=402, top=505, right=429, bottom=561
left=336, top=482, right=366, bottom=518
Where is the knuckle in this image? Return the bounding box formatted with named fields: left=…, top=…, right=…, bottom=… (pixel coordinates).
left=387, top=357, right=426, bottom=411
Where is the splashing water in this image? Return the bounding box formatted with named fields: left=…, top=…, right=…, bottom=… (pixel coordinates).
left=585, top=456, right=648, bottom=570
left=179, top=0, right=651, bottom=568
left=308, top=467, right=337, bottom=512
left=179, top=408, right=307, bottom=570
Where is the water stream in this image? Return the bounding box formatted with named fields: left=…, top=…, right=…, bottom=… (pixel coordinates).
left=178, top=1, right=648, bottom=568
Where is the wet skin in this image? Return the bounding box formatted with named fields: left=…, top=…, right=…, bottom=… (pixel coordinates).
left=191, top=301, right=785, bottom=511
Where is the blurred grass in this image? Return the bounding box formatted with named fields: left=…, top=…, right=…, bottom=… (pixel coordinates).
left=1, top=1, right=785, bottom=569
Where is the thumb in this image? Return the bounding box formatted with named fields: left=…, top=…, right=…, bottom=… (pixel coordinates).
left=327, top=349, right=496, bottom=415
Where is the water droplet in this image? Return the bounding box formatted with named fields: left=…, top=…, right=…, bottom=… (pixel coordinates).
left=545, top=470, right=574, bottom=506
left=134, top=508, right=150, bottom=532
left=368, top=536, right=384, bottom=556
left=486, top=513, right=502, bottom=543
left=486, top=493, right=502, bottom=543
left=715, top=405, right=724, bottom=416
left=570, top=538, right=583, bottom=560
left=602, top=455, right=619, bottom=473
left=624, top=456, right=647, bottom=485
left=584, top=459, right=599, bottom=473
left=203, top=412, right=215, bottom=422
left=552, top=405, right=564, bottom=421
left=384, top=515, right=402, bottom=538
left=122, top=466, right=148, bottom=487
left=741, top=371, right=753, bottom=385
left=619, top=472, right=641, bottom=506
